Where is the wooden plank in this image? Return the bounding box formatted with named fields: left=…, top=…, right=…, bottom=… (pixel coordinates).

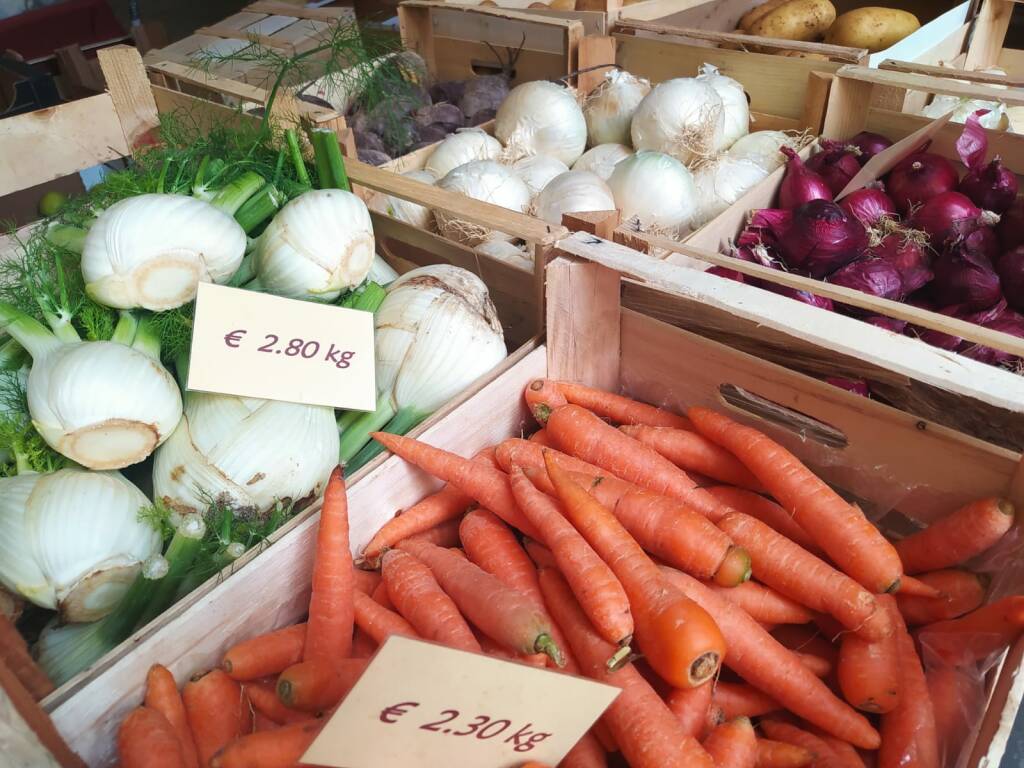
left=834, top=63, right=1024, bottom=106
left=821, top=74, right=875, bottom=142
left=247, top=1, right=356, bottom=22
left=194, top=25, right=294, bottom=51
left=800, top=71, right=832, bottom=134
left=879, top=58, right=1024, bottom=86
left=399, top=4, right=437, bottom=76
left=0, top=662, right=84, bottom=768
left=432, top=42, right=568, bottom=85
left=97, top=46, right=161, bottom=149
left=271, top=19, right=332, bottom=46
left=578, top=35, right=616, bottom=94
left=430, top=5, right=575, bottom=53
left=0, top=94, right=128, bottom=197
left=150, top=85, right=262, bottom=134
left=965, top=0, right=1015, bottom=70
left=148, top=59, right=270, bottom=102
left=526, top=8, right=606, bottom=35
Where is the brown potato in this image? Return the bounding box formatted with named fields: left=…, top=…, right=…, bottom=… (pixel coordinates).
left=739, top=0, right=794, bottom=32
left=777, top=50, right=830, bottom=60
left=824, top=7, right=921, bottom=52
left=750, top=0, right=836, bottom=42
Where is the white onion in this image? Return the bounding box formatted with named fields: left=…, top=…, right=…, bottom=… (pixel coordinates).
left=435, top=160, right=531, bottom=245
left=630, top=78, right=725, bottom=164
left=368, top=169, right=436, bottom=229
left=534, top=171, right=616, bottom=226
left=476, top=240, right=531, bottom=266
left=495, top=81, right=587, bottom=165
left=921, top=95, right=1008, bottom=129
left=424, top=130, right=502, bottom=179
left=511, top=155, right=569, bottom=198
left=573, top=144, right=634, bottom=180
left=696, top=64, right=749, bottom=150
left=727, top=131, right=799, bottom=172
left=691, top=155, right=770, bottom=227
left=607, top=151, right=698, bottom=233
left=583, top=69, right=650, bottom=146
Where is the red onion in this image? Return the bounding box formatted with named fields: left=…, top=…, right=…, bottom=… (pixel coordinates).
left=886, top=152, right=959, bottom=215
left=751, top=201, right=868, bottom=278
left=806, top=140, right=862, bottom=196
left=996, top=246, right=1024, bottom=311
left=958, top=226, right=1001, bottom=265
left=848, top=132, right=893, bottom=165
left=869, top=231, right=933, bottom=294
left=779, top=146, right=832, bottom=210
left=829, top=258, right=904, bottom=300
left=707, top=266, right=747, bottom=283
left=826, top=377, right=870, bottom=397
left=998, top=197, right=1024, bottom=250
left=911, top=191, right=1000, bottom=248
left=961, top=309, right=1024, bottom=367
left=929, top=244, right=1002, bottom=310
left=914, top=300, right=1007, bottom=352
left=762, top=282, right=835, bottom=311
left=956, top=110, right=1019, bottom=214
left=866, top=315, right=908, bottom=333
left=839, top=186, right=896, bottom=226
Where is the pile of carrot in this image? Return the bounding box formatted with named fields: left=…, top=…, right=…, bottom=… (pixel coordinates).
left=114, top=379, right=1023, bottom=768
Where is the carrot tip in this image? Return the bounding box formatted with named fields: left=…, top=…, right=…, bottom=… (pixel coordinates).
left=534, top=634, right=565, bottom=668
left=532, top=403, right=552, bottom=425
left=884, top=578, right=902, bottom=594
left=689, top=651, right=720, bottom=686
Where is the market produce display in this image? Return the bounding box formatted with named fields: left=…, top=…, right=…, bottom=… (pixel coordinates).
left=112, top=379, right=1022, bottom=767
left=714, top=111, right=1024, bottom=373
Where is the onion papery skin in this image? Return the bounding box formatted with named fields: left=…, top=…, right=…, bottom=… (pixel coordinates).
left=28, top=341, right=183, bottom=470
left=829, top=258, right=904, bottom=302
left=752, top=201, right=868, bottom=279
left=959, top=159, right=1019, bottom=215
left=886, top=153, right=959, bottom=215
left=998, top=197, right=1024, bottom=250
left=583, top=70, right=651, bottom=147
left=435, top=161, right=531, bottom=245
left=573, top=144, right=634, bottom=181
left=534, top=171, right=616, bottom=227
left=511, top=155, right=569, bottom=199
left=930, top=244, right=1003, bottom=311
left=369, top=170, right=436, bottom=229
left=997, top=246, right=1024, bottom=311
left=630, top=78, right=725, bottom=164
left=806, top=141, right=861, bottom=196
left=607, top=151, right=698, bottom=233
left=424, top=130, right=502, bottom=179
left=779, top=147, right=832, bottom=210
left=495, top=81, right=587, bottom=166
left=911, top=191, right=998, bottom=248
left=848, top=132, right=893, bottom=165
left=870, top=233, right=933, bottom=294
left=840, top=187, right=897, bottom=226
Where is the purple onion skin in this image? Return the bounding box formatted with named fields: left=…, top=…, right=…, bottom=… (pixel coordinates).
left=829, top=258, right=904, bottom=301
left=707, top=266, right=747, bottom=283
left=771, top=200, right=869, bottom=279
left=959, top=227, right=1001, bottom=265
left=866, top=315, right=909, bottom=333
left=959, top=159, right=1019, bottom=214
left=806, top=142, right=861, bottom=197
left=848, top=132, right=893, bottom=165
left=930, top=246, right=1003, bottom=311
left=761, top=281, right=835, bottom=311
left=997, top=246, right=1024, bottom=312
left=839, top=187, right=896, bottom=226
left=998, top=197, right=1024, bottom=251
left=962, top=309, right=1024, bottom=367
left=911, top=191, right=990, bottom=248
left=870, top=234, right=933, bottom=295
left=779, top=147, right=832, bottom=210
left=826, top=377, right=871, bottom=397
left=886, top=152, right=959, bottom=215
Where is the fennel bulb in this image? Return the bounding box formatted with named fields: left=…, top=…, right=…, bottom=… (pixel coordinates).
left=81, top=194, right=246, bottom=311
left=253, top=189, right=375, bottom=301
left=368, top=254, right=400, bottom=285
left=368, top=170, right=437, bottom=229
left=630, top=78, right=725, bottom=164
left=511, top=155, right=570, bottom=199
left=435, top=161, right=532, bottom=246
left=0, top=306, right=182, bottom=470
left=534, top=171, right=616, bottom=226
left=0, top=469, right=160, bottom=622
left=573, top=144, right=634, bottom=181
left=607, top=151, right=698, bottom=233
left=584, top=69, right=650, bottom=147
left=153, top=393, right=339, bottom=519
left=425, top=130, right=502, bottom=179
left=339, top=265, right=506, bottom=468
left=495, top=81, right=587, bottom=165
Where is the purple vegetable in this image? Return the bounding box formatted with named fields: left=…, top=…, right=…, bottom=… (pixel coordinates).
left=750, top=201, right=868, bottom=278
left=961, top=309, right=1024, bottom=367
left=997, top=246, right=1024, bottom=312
left=998, top=197, right=1024, bottom=250
left=956, top=110, right=1019, bottom=214
left=806, top=139, right=862, bottom=196
left=914, top=300, right=1007, bottom=352
left=829, top=258, right=904, bottom=300
left=779, top=147, right=832, bottom=209
left=459, top=75, right=509, bottom=120
left=869, top=230, right=933, bottom=295
left=761, top=281, right=835, bottom=311
left=886, top=152, right=959, bottom=215
left=839, top=186, right=896, bottom=226
left=848, top=132, right=893, bottom=165
left=430, top=80, right=466, bottom=105
left=930, top=242, right=1002, bottom=311
left=357, top=148, right=392, bottom=166
left=911, top=191, right=999, bottom=248
left=707, top=266, right=747, bottom=283
left=413, top=103, right=464, bottom=131
left=826, top=377, right=871, bottom=397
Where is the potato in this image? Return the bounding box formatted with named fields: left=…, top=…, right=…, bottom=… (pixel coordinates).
left=750, top=0, right=836, bottom=42
left=739, top=0, right=794, bottom=32
left=825, top=8, right=920, bottom=52
left=777, top=50, right=830, bottom=60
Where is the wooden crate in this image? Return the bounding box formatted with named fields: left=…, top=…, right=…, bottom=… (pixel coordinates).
left=622, top=63, right=1024, bottom=452
left=48, top=232, right=1024, bottom=768
left=0, top=42, right=564, bottom=725
left=142, top=1, right=358, bottom=129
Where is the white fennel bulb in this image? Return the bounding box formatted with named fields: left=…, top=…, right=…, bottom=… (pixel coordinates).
left=573, top=144, right=634, bottom=180
left=368, top=170, right=436, bottom=229
left=425, top=130, right=502, bottom=178
left=696, top=64, right=749, bottom=150
left=153, top=393, right=339, bottom=518
left=0, top=469, right=160, bottom=622
left=435, top=160, right=531, bottom=245
left=511, top=155, right=569, bottom=198
left=691, top=155, right=770, bottom=227
left=82, top=194, right=246, bottom=311
left=534, top=171, right=616, bottom=226
left=630, top=78, right=725, bottom=164
left=495, top=81, right=587, bottom=165
left=584, top=69, right=651, bottom=146
left=607, top=151, right=698, bottom=233
left=254, top=189, right=374, bottom=301
left=727, top=131, right=800, bottom=172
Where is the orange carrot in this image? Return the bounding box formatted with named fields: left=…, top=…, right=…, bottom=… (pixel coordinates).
left=539, top=568, right=714, bottom=768
left=276, top=658, right=367, bottom=712
left=524, top=538, right=558, bottom=569
left=547, top=379, right=693, bottom=430
left=371, top=580, right=393, bottom=610
left=459, top=508, right=543, bottom=602
left=253, top=711, right=278, bottom=732
left=705, top=486, right=822, bottom=556
left=118, top=707, right=186, bottom=768
left=496, top=437, right=608, bottom=480
left=509, top=466, right=633, bottom=646
left=353, top=590, right=418, bottom=644
left=689, top=407, right=903, bottom=594
left=243, top=680, right=311, bottom=725
left=702, top=717, right=757, bottom=768
left=621, top=425, right=765, bottom=491
left=559, top=732, right=607, bottom=768
left=210, top=719, right=322, bottom=768
left=401, top=516, right=462, bottom=549
left=716, top=512, right=890, bottom=641
left=660, top=567, right=879, bottom=749
left=713, top=681, right=780, bottom=719
left=353, top=569, right=380, bottom=595
left=304, top=467, right=354, bottom=662
left=361, top=486, right=470, bottom=567
left=897, top=569, right=987, bottom=626
left=525, top=378, right=569, bottom=423
left=756, top=738, right=814, bottom=768
left=381, top=548, right=480, bottom=652
left=0, top=614, right=52, bottom=700
left=918, top=595, right=1024, bottom=664
left=837, top=594, right=900, bottom=713
left=398, top=538, right=564, bottom=664
left=529, top=429, right=555, bottom=447
left=708, top=581, right=812, bottom=625
left=371, top=432, right=540, bottom=538
left=813, top=732, right=867, bottom=768
left=182, top=669, right=248, bottom=766
left=927, top=664, right=986, bottom=766
left=771, top=625, right=838, bottom=676
left=545, top=454, right=725, bottom=687
left=222, top=624, right=306, bottom=681
left=879, top=599, right=939, bottom=768
left=895, top=498, right=1015, bottom=574
left=896, top=575, right=942, bottom=598
left=351, top=627, right=377, bottom=658
left=145, top=664, right=199, bottom=768
left=666, top=682, right=714, bottom=739
left=760, top=721, right=842, bottom=768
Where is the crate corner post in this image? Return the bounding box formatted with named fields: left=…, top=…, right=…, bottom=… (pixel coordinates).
left=577, top=34, right=616, bottom=94
left=821, top=66, right=874, bottom=141
left=96, top=45, right=161, bottom=151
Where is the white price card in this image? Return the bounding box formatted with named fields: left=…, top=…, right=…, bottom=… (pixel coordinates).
left=187, top=283, right=376, bottom=411
left=302, top=635, right=620, bottom=768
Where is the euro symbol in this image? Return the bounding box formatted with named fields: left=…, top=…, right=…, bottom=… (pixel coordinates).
left=379, top=701, right=419, bottom=724
left=224, top=329, right=246, bottom=348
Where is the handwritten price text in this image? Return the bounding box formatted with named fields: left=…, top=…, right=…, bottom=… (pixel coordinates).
left=379, top=702, right=552, bottom=752
left=223, top=329, right=356, bottom=369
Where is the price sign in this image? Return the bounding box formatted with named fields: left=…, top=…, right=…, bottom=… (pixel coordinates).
left=302, top=635, right=619, bottom=768
left=187, top=283, right=376, bottom=410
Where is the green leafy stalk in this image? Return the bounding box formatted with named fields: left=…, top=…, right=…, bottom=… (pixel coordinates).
left=0, top=301, right=61, bottom=360
left=286, top=128, right=311, bottom=187
left=311, top=129, right=351, bottom=192
left=235, top=183, right=285, bottom=234
left=0, top=338, right=28, bottom=371
left=130, top=314, right=163, bottom=361
left=340, top=281, right=386, bottom=312
left=209, top=171, right=266, bottom=216
left=110, top=310, right=139, bottom=346
left=134, top=514, right=207, bottom=628
left=346, top=405, right=429, bottom=473
left=338, top=391, right=396, bottom=466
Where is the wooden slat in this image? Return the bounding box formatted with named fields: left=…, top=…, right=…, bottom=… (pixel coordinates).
left=194, top=25, right=294, bottom=51
left=97, top=46, right=161, bottom=150
left=247, top=1, right=356, bottom=23
left=0, top=662, right=84, bottom=768
left=834, top=64, right=1024, bottom=106
left=578, top=34, right=616, bottom=94
left=879, top=58, right=1024, bottom=86
left=965, top=0, right=1015, bottom=70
